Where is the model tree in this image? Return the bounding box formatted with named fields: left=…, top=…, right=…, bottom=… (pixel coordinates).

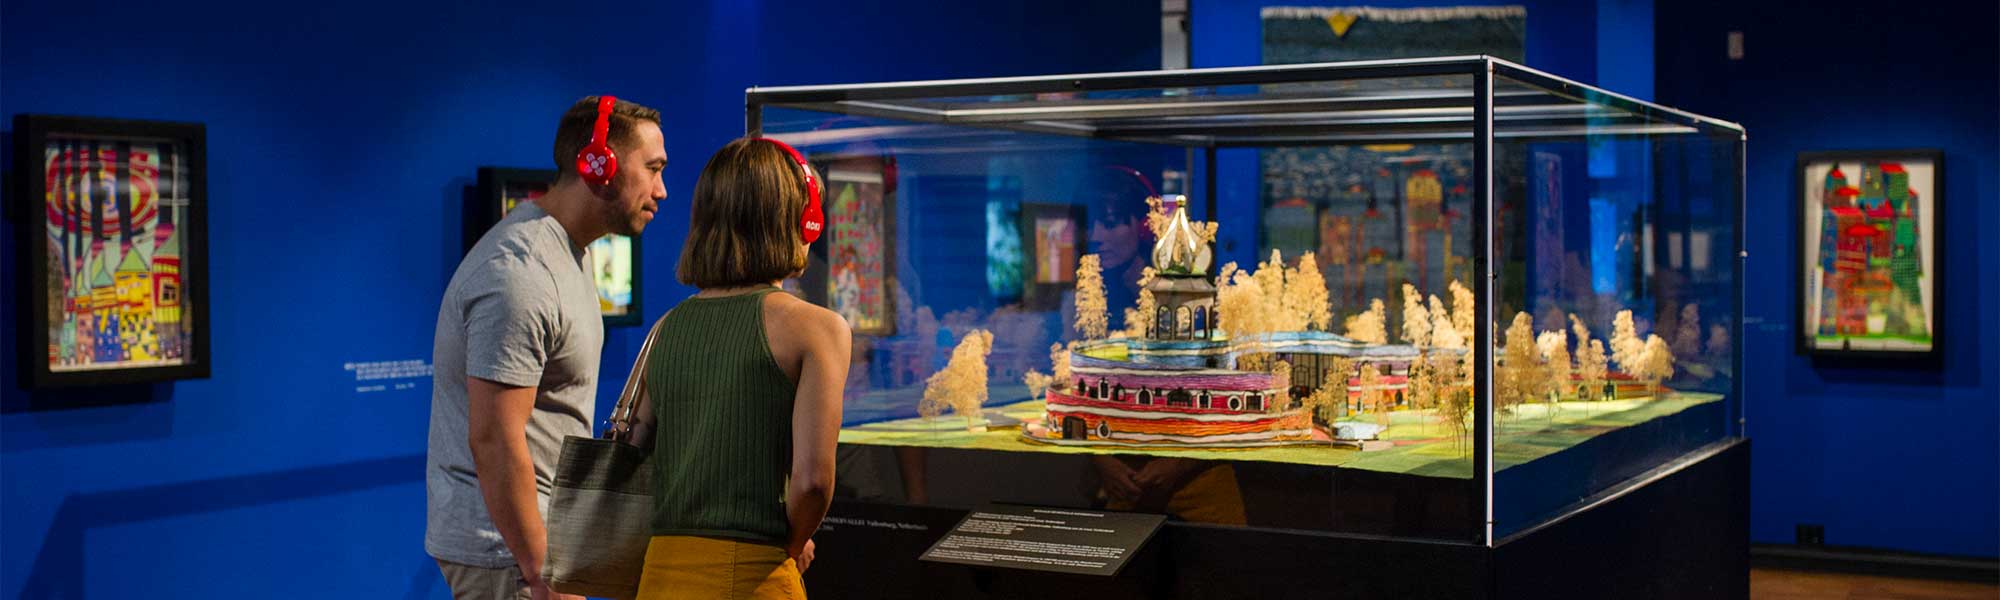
left=1119, top=266, right=1159, bottom=338
left=1285, top=253, right=1332, bottom=332
left=1499, top=312, right=1544, bottom=414
left=921, top=329, right=996, bottom=431
left=1216, top=262, right=1271, bottom=341
left=1400, top=283, right=1432, bottom=347
left=1430, top=351, right=1470, bottom=446
left=1073, top=254, right=1108, bottom=340
left=1428, top=295, right=1465, bottom=348
left=1256, top=250, right=1298, bottom=332
left=1449, top=280, right=1476, bottom=344
left=1672, top=303, right=1702, bottom=359
left=1705, top=324, right=1731, bottom=364
left=1577, top=340, right=1609, bottom=402
left=1537, top=330, right=1572, bottom=411
left=1610, top=309, right=1644, bottom=373
left=1050, top=342, right=1074, bottom=389
left=1343, top=298, right=1388, bottom=345
left=1356, top=362, right=1388, bottom=427
left=1633, top=334, right=1677, bottom=398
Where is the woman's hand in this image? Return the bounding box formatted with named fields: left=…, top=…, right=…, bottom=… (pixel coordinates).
left=796, top=539, right=816, bottom=573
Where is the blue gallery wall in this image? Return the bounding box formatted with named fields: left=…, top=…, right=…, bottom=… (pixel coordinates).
left=1189, top=0, right=1655, bottom=270
left=0, top=2, right=1158, bottom=597
left=1655, top=1, right=1999, bottom=559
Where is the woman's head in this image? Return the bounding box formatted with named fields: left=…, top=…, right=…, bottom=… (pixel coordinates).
left=677, top=138, right=816, bottom=288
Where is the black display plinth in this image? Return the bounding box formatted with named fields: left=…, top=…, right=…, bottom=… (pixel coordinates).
left=805, top=439, right=1747, bottom=600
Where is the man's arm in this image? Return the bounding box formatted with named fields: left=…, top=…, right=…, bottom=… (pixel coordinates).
left=785, top=307, right=850, bottom=566
left=465, top=377, right=564, bottom=596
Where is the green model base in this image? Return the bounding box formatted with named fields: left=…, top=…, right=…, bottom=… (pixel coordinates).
left=838, top=391, right=1725, bottom=477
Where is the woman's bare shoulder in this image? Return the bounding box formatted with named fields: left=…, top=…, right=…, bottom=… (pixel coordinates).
left=763, top=291, right=851, bottom=342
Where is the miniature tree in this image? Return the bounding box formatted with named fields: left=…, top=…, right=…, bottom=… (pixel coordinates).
left=1428, top=295, right=1464, bottom=348
left=1119, top=266, right=1159, bottom=338
left=1449, top=279, right=1476, bottom=344
left=1343, top=298, right=1388, bottom=345
left=1430, top=351, right=1470, bottom=445
left=1610, top=309, right=1644, bottom=375
left=1144, top=195, right=1173, bottom=239
left=1284, top=253, right=1332, bottom=332
left=1050, top=342, right=1074, bottom=390
left=1400, top=283, right=1432, bottom=347
left=1569, top=313, right=1592, bottom=348
left=1216, top=262, right=1272, bottom=341
left=1537, top=330, right=1572, bottom=411
left=1672, top=303, right=1702, bottom=359
left=1302, top=382, right=1345, bottom=428
left=1499, top=312, right=1543, bottom=414
left=1633, top=334, right=1677, bottom=398
left=1073, top=254, right=1108, bottom=340
left=1577, top=339, right=1609, bottom=402
left=1355, top=362, right=1387, bottom=427
left=1023, top=370, right=1052, bottom=400
left=1256, top=250, right=1299, bottom=332
left=1705, top=324, right=1731, bottom=363
left=921, top=329, right=996, bottom=431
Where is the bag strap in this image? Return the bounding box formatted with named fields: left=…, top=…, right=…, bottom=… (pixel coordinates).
left=604, top=314, right=668, bottom=443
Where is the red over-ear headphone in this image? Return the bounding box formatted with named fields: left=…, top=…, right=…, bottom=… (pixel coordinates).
left=754, top=137, right=824, bottom=244
left=575, top=95, right=619, bottom=186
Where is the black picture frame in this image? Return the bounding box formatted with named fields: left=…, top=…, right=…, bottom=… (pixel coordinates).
left=1793, top=149, right=1943, bottom=362
left=473, top=167, right=644, bottom=328
left=1019, top=202, right=1089, bottom=311
left=14, top=114, right=211, bottom=389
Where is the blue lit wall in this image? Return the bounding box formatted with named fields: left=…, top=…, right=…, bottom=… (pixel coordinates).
left=0, top=2, right=1158, bottom=596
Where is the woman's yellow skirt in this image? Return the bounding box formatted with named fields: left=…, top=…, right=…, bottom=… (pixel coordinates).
left=635, top=535, right=804, bottom=600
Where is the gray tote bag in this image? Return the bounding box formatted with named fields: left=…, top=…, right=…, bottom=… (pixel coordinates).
left=544, top=318, right=662, bottom=599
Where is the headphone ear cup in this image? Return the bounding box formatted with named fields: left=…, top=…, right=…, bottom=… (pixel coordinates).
left=577, top=146, right=618, bottom=186
left=800, top=187, right=823, bottom=243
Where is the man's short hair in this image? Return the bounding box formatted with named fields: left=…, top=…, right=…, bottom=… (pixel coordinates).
left=551, top=96, right=662, bottom=179
left=677, top=138, right=813, bottom=288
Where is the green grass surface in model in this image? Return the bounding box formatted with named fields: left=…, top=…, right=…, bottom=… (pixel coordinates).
left=838, top=390, right=1724, bottom=477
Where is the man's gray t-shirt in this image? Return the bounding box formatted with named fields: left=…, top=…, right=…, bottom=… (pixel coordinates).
left=426, top=202, right=604, bottom=568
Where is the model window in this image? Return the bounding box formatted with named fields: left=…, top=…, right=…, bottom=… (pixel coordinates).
left=1138, top=389, right=1152, bottom=405
left=1095, top=421, right=1109, bottom=439
left=1228, top=396, right=1243, bottom=411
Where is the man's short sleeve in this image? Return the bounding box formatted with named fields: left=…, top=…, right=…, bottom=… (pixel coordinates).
left=460, top=259, right=557, bottom=388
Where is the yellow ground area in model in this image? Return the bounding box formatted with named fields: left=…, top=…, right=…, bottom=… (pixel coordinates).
left=838, top=391, right=1724, bottom=478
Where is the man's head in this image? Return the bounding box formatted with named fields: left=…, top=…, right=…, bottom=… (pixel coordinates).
left=551, top=96, right=666, bottom=237
left=676, top=138, right=817, bottom=288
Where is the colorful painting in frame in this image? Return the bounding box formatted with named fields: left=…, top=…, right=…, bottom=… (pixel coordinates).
left=820, top=156, right=896, bottom=336
left=1796, top=150, right=1943, bottom=359
left=474, top=167, right=642, bottom=327
left=1019, top=203, right=1087, bottom=310
left=16, top=115, right=210, bottom=388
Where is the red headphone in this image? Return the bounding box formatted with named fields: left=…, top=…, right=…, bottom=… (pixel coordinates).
left=755, top=137, right=824, bottom=244
left=575, top=95, right=619, bottom=186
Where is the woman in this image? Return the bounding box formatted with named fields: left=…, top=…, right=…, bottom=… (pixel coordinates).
left=630, top=137, right=850, bottom=599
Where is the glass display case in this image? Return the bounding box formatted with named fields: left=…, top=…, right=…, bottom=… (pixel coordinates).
left=748, top=55, right=1743, bottom=545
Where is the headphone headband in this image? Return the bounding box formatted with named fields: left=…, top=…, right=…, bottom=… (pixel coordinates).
left=575, top=95, right=619, bottom=186
left=755, top=137, right=824, bottom=244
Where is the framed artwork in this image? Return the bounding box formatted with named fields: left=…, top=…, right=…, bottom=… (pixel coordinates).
left=807, top=155, right=897, bottom=336
left=474, top=167, right=643, bottom=327
left=1019, top=203, right=1087, bottom=311
left=1795, top=149, right=1942, bottom=360
left=15, top=114, right=209, bottom=388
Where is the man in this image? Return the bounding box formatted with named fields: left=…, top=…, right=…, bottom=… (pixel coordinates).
left=427, top=96, right=667, bottom=600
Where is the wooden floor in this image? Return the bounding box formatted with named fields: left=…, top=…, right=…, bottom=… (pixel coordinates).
left=1753, top=568, right=2000, bottom=599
